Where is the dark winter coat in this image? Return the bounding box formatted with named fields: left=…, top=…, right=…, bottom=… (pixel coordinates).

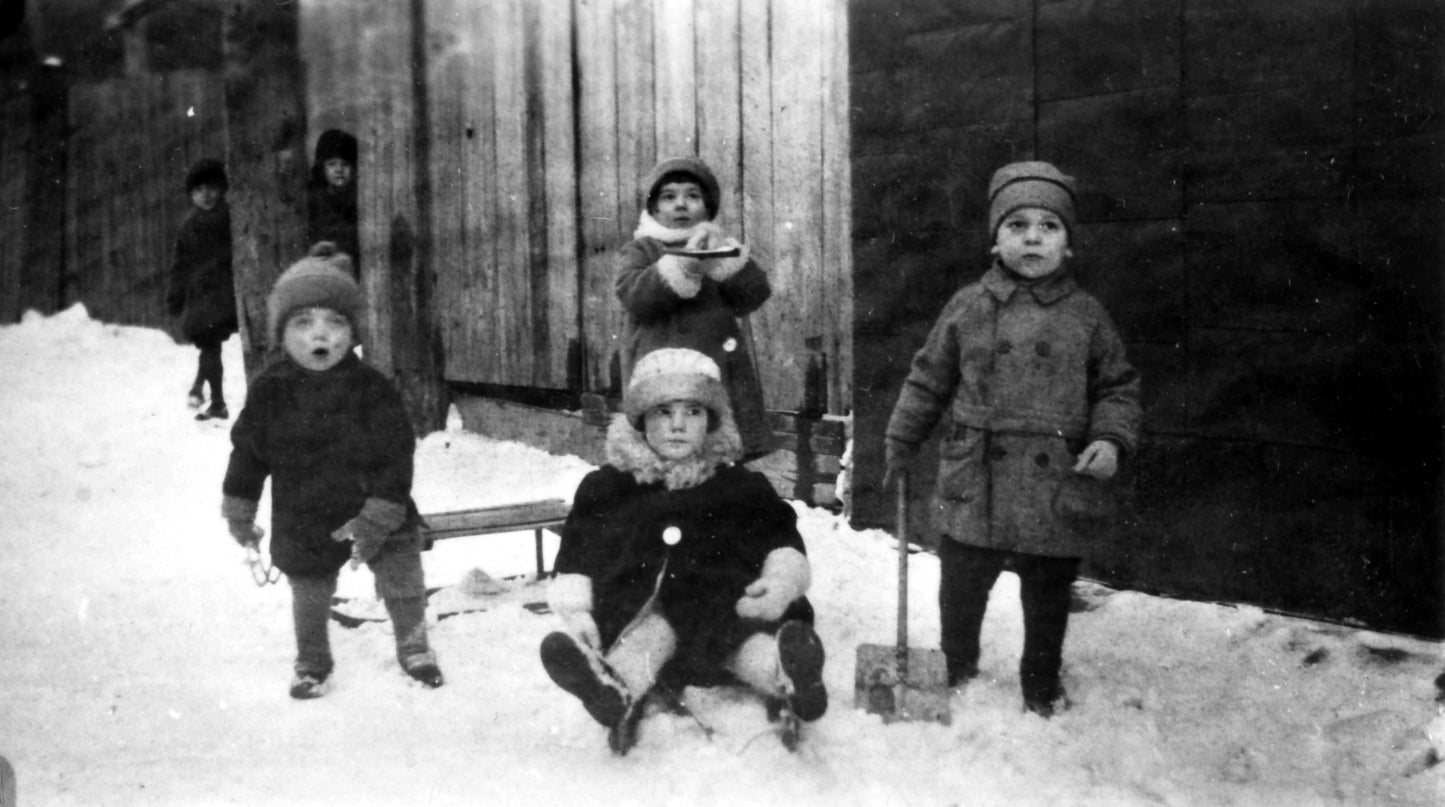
left=222, top=353, right=421, bottom=578
left=306, top=182, right=360, bottom=275
left=886, top=262, right=1142, bottom=558
left=615, top=222, right=774, bottom=458
left=553, top=419, right=811, bottom=680
left=166, top=202, right=237, bottom=343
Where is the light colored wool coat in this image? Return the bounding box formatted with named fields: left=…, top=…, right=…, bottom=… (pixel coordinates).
left=886, top=262, right=1142, bottom=558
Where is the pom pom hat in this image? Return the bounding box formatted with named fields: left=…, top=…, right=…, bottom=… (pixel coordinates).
left=624, top=348, right=731, bottom=430
left=987, top=161, right=1078, bottom=238
left=266, top=242, right=362, bottom=346
left=643, top=157, right=720, bottom=220
left=185, top=158, right=228, bottom=192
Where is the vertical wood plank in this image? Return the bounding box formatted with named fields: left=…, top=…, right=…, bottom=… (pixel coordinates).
left=653, top=0, right=697, bottom=157
left=577, top=0, right=624, bottom=393
left=530, top=0, right=580, bottom=388
left=739, top=0, right=777, bottom=406
left=820, top=0, right=852, bottom=413
left=695, top=0, right=743, bottom=228
left=424, top=0, right=473, bottom=381
left=468, top=0, right=502, bottom=383
left=491, top=0, right=533, bottom=384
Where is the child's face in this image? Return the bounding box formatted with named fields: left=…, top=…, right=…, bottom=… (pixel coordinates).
left=324, top=158, right=355, bottom=189
left=653, top=181, right=708, bottom=229
left=643, top=400, right=710, bottom=461
left=282, top=306, right=354, bottom=372
left=190, top=184, right=223, bottom=211
left=993, top=207, right=1071, bottom=279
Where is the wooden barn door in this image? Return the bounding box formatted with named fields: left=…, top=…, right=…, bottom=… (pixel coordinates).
left=300, top=0, right=851, bottom=417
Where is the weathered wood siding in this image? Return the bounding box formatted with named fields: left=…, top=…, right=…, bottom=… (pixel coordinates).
left=301, top=0, right=852, bottom=418
left=65, top=71, right=226, bottom=333
left=849, top=0, right=1444, bottom=636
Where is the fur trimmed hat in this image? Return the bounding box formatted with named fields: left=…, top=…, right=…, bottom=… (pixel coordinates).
left=987, top=161, right=1078, bottom=238
left=266, top=241, right=362, bottom=345
left=314, top=129, right=358, bottom=166
left=624, top=348, right=731, bottom=430
left=185, top=158, right=228, bottom=193
left=643, top=157, right=720, bottom=220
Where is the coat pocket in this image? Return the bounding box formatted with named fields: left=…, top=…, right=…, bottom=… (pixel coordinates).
left=1052, top=472, right=1117, bottom=521
left=936, top=429, right=986, bottom=508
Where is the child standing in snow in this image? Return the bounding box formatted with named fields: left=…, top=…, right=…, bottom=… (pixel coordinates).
left=884, top=162, right=1141, bottom=717
left=220, top=242, right=442, bottom=699
left=306, top=129, right=360, bottom=274
left=541, top=348, right=826, bottom=754
left=615, top=157, right=775, bottom=461
left=166, top=158, right=237, bottom=421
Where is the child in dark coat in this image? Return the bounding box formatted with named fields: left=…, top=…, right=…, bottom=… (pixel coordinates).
left=541, top=348, right=826, bottom=754
left=166, top=158, right=237, bottom=421
left=306, top=129, right=360, bottom=274
left=614, top=157, right=775, bottom=460
left=220, top=242, right=442, bottom=699
left=885, top=162, right=1142, bottom=717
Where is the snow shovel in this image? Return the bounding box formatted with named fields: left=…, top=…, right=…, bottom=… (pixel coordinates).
left=854, top=473, right=952, bottom=724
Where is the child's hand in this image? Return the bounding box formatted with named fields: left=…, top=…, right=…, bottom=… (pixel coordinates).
left=1072, top=440, right=1119, bottom=479
left=883, top=438, right=919, bottom=491
left=332, top=516, right=389, bottom=570
left=227, top=521, right=264, bottom=548
left=736, top=578, right=791, bottom=622
left=686, top=223, right=725, bottom=251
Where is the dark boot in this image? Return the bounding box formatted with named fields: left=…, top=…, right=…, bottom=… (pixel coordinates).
left=777, top=620, right=827, bottom=722
left=289, top=669, right=331, bottom=700
left=540, top=631, right=631, bottom=728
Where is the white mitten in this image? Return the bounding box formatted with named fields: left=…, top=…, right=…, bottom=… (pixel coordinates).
left=735, top=547, right=811, bottom=622
left=704, top=239, right=749, bottom=282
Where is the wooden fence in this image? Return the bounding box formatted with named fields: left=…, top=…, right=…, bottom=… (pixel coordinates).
left=65, top=70, right=227, bottom=332
left=300, top=0, right=852, bottom=417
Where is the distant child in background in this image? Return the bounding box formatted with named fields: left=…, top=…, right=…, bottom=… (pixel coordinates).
left=540, top=348, right=827, bottom=755
left=306, top=129, right=360, bottom=274
left=884, top=161, right=1141, bottom=717
left=220, top=242, right=442, bottom=699
left=166, top=158, right=237, bottom=421
left=615, top=157, right=775, bottom=461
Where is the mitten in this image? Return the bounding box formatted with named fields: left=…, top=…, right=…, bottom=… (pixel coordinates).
left=883, top=438, right=919, bottom=491
left=549, top=573, right=601, bottom=649
left=331, top=498, right=407, bottom=569
left=735, top=548, right=811, bottom=622
left=656, top=253, right=704, bottom=298
left=1072, top=439, right=1120, bottom=480
left=221, top=495, right=262, bottom=547
left=704, top=239, right=749, bottom=283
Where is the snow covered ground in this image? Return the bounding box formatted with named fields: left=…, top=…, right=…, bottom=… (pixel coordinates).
left=1, top=305, right=1442, bottom=807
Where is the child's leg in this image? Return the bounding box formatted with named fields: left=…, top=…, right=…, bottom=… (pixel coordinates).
left=196, top=336, right=225, bottom=407
left=369, top=541, right=441, bottom=682
left=1014, top=553, right=1080, bottom=711
left=289, top=574, right=337, bottom=678
left=726, top=621, right=827, bottom=722
left=937, top=537, right=1007, bottom=682
left=188, top=346, right=206, bottom=402
left=605, top=610, right=676, bottom=699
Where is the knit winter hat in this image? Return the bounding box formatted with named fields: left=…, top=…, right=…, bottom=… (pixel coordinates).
left=987, top=161, right=1078, bottom=238
left=314, top=129, right=358, bottom=165
left=643, top=157, right=720, bottom=220
left=624, top=348, right=731, bottom=430
left=185, top=158, right=228, bottom=193
left=266, top=241, right=362, bottom=345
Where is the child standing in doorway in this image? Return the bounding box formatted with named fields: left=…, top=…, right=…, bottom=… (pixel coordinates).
left=884, top=161, right=1141, bottom=717
left=307, top=129, right=360, bottom=273
left=540, top=348, right=827, bottom=755
left=167, top=158, right=237, bottom=421
left=221, top=242, right=443, bottom=699
left=615, top=157, right=775, bottom=461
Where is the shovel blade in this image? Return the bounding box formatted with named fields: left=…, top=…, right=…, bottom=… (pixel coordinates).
left=854, top=643, right=952, bottom=725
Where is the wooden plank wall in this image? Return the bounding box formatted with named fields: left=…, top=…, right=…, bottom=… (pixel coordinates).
left=65, top=71, right=226, bottom=333
left=0, top=89, right=27, bottom=323
left=848, top=0, right=1444, bottom=636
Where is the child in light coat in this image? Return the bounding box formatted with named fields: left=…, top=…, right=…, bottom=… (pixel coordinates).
left=614, top=157, right=775, bottom=460
left=885, top=162, right=1142, bottom=717
left=541, top=348, right=826, bottom=754
left=220, top=242, right=442, bottom=699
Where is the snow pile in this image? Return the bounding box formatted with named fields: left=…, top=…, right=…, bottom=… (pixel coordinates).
left=0, top=304, right=1441, bottom=807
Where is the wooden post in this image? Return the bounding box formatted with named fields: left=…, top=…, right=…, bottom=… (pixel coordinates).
left=222, top=0, right=308, bottom=378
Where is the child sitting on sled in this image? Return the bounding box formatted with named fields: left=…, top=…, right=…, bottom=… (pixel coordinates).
left=220, top=242, right=443, bottom=699
left=540, top=347, right=827, bottom=754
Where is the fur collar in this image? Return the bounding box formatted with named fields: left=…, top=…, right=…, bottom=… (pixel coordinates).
left=605, top=413, right=743, bottom=490
left=634, top=211, right=715, bottom=245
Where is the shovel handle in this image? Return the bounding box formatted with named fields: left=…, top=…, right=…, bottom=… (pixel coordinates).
left=896, top=472, right=910, bottom=656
